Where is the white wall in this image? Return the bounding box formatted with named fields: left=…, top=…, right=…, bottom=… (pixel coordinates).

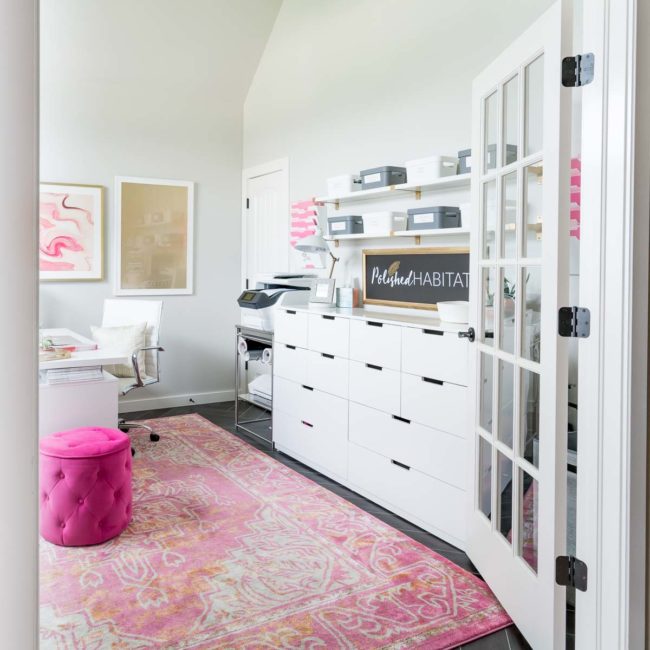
left=0, top=0, right=38, bottom=645
left=243, top=0, right=555, bottom=287
left=40, top=0, right=281, bottom=410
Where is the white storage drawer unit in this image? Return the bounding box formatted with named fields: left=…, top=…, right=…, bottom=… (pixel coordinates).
left=401, top=373, right=467, bottom=437
left=307, top=350, right=349, bottom=399
left=272, top=306, right=468, bottom=549
left=348, top=442, right=466, bottom=546
left=402, top=326, right=469, bottom=386
left=349, top=360, right=401, bottom=415
left=273, top=343, right=309, bottom=385
left=308, top=313, right=349, bottom=357
left=274, top=377, right=348, bottom=479
left=275, top=308, right=309, bottom=347
left=349, top=402, right=465, bottom=489
left=349, top=318, right=401, bottom=370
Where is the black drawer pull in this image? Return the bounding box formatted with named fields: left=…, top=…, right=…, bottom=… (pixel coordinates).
left=321, top=353, right=334, bottom=359
left=367, top=321, right=383, bottom=327
left=392, top=415, right=411, bottom=424
left=286, top=310, right=296, bottom=315
left=423, top=328, right=443, bottom=336
left=285, top=344, right=296, bottom=350
left=366, top=363, right=382, bottom=371
left=302, top=384, right=314, bottom=391
left=322, top=315, right=335, bottom=320
left=422, top=376, right=444, bottom=385
left=301, top=420, right=314, bottom=428
left=391, top=459, right=411, bottom=471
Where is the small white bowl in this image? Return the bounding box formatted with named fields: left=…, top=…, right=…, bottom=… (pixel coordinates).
left=437, top=300, right=469, bottom=323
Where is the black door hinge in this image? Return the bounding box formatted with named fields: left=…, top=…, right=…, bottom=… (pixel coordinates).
left=558, top=307, right=590, bottom=338
left=246, top=198, right=250, bottom=209
left=562, top=53, right=594, bottom=87
left=556, top=555, right=588, bottom=591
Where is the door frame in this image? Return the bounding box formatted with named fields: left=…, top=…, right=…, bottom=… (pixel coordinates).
left=241, top=157, right=289, bottom=290
left=576, top=0, right=649, bottom=647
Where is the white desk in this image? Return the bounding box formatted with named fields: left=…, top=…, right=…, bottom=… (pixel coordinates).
left=39, top=328, right=130, bottom=438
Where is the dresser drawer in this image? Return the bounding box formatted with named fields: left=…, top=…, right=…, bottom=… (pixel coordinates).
left=308, top=313, right=349, bottom=357
left=349, top=360, right=400, bottom=415
left=349, top=402, right=465, bottom=488
left=273, top=343, right=308, bottom=385
left=348, top=442, right=465, bottom=545
left=275, top=309, right=309, bottom=348
left=349, top=318, right=401, bottom=370
left=273, top=376, right=313, bottom=421
left=401, top=373, right=468, bottom=438
left=307, top=350, right=349, bottom=399
left=273, top=392, right=348, bottom=479
left=274, top=376, right=348, bottom=424
left=402, top=327, right=469, bottom=386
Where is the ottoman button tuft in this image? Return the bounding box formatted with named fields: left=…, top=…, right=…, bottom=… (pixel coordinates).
left=59, top=472, right=65, bottom=479
left=78, top=498, right=84, bottom=505
left=60, top=522, right=65, bottom=528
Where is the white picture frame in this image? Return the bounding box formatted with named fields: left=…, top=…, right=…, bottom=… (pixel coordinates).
left=115, top=176, right=194, bottom=296
left=309, top=278, right=336, bottom=304
left=39, top=183, right=104, bottom=281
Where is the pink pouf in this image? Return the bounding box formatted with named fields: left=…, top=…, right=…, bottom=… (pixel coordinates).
left=40, top=427, right=132, bottom=546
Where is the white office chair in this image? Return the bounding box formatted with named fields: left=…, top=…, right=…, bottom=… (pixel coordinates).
left=101, top=299, right=164, bottom=444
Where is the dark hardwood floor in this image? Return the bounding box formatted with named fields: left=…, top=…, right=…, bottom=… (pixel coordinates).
left=122, top=400, right=533, bottom=650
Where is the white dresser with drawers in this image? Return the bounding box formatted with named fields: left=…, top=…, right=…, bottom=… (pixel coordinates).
left=272, top=304, right=470, bottom=550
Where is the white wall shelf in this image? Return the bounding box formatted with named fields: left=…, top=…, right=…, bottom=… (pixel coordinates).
left=314, top=173, right=471, bottom=209
left=324, top=226, right=469, bottom=246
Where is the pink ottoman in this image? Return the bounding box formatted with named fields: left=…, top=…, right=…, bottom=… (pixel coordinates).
left=40, top=427, right=132, bottom=546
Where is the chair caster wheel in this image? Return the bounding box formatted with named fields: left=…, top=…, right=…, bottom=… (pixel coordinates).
left=119, top=426, right=129, bottom=433
left=131, top=447, right=135, bottom=457
left=150, top=433, right=160, bottom=442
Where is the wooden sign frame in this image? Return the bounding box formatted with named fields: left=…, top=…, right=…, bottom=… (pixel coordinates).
left=362, top=246, right=470, bottom=311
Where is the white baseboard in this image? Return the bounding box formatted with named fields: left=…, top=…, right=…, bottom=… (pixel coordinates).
left=118, top=389, right=235, bottom=414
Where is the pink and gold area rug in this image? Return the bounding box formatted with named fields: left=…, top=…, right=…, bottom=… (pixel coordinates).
left=40, top=414, right=510, bottom=649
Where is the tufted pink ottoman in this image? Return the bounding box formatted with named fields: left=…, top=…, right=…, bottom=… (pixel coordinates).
left=40, top=427, right=132, bottom=546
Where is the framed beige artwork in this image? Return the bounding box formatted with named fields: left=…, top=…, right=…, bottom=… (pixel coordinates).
left=115, top=177, right=194, bottom=295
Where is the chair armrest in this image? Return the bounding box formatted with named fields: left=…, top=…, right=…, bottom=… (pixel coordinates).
left=131, top=346, right=165, bottom=386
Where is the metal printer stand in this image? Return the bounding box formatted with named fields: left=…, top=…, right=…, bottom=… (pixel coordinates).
left=235, top=325, right=274, bottom=446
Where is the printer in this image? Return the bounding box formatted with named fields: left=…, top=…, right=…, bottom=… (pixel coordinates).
left=237, top=273, right=314, bottom=331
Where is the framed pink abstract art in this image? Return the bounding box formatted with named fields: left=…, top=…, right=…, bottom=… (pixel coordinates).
left=39, top=183, right=104, bottom=281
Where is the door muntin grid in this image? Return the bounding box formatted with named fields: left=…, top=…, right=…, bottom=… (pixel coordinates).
left=476, top=52, right=544, bottom=575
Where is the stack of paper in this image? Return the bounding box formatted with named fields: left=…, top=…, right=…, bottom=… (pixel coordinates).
left=42, top=366, right=104, bottom=385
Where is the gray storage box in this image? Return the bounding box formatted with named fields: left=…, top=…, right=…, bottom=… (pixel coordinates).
left=458, top=148, right=472, bottom=174
left=328, top=214, right=363, bottom=236
left=407, top=206, right=461, bottom=230
left=360, top=165, right=407, bottom=190
left=487, top=144, right=517, bottom=169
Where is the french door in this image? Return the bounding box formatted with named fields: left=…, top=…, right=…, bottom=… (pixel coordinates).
left=466, top=2, right=572, bottom=648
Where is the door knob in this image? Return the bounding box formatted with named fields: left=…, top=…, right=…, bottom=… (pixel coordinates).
left=458, top=327, right=476, bottom=342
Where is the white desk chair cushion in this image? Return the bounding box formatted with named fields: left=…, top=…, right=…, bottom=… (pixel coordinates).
left=90, top=322, right=147, bottom=378
left=102, top=299, right=163, bottom=378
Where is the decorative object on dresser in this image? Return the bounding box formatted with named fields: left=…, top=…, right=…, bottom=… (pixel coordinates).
left=309, top=278, right=336, bottom=304
left=115, top=176, right=194, bottom=295
left=39, top=183, right=104, bottom=281
left=362, top=246, right=470, bottom=310
left=273, top=304, right=470, bottom=549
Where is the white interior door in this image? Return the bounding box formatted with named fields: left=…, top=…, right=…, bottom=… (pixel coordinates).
left=242, top=158, right=289, bottom=288
left=466, top=3, right=572, bottom=648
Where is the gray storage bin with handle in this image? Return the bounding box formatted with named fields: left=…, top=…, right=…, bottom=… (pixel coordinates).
left=359, top=166, right=407, bottom=190
left=407, top=206, right=461, bottom=230
left=328, top=215, right=364, bottom=236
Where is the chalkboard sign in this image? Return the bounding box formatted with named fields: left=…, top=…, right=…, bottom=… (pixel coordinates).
left=362, top=247, right=470, bottom=310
